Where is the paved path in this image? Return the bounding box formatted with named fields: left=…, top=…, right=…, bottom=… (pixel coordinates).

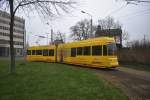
left=92, top=67, right=150, bottom=100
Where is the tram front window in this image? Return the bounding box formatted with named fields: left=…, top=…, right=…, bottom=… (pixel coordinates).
left=107, top=43, right=117, bottom=56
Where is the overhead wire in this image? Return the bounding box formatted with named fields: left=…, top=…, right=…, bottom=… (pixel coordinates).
left=116, top=8, right=150, bottom=18
left=126, top=0, right=150, bottom=3
left=120, top=10, right=150, bottom=21
left=106, top=0, right=150, bottom=20
left=116, top=8, right=150, bottom=20
left=106, top=3, right=128, bottom=17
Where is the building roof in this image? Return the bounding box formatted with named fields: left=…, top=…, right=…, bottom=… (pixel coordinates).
left=95, top=28, right=122, bottom=37
left=0, top=10, right=25, bottom=22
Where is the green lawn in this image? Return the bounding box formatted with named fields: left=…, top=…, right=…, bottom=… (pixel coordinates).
left=0, top=59, right=127, bottom=100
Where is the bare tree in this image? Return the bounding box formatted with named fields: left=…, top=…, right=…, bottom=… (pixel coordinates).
left=122, top=30, right=130, bottom=47
left=0, top=0, right=76, bottom=73
left=70, top=19, right=96, bottom=40
left=54, top=31, right=66, bottom=43
left=122, top=30, right=129, bottom=41
left=98, top=16, right=122, bottom=30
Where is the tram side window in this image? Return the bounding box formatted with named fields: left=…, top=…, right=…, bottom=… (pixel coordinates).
left=103, top=45, right=107, bottom=56
left=92, top=45, right=102, bottom=56
left=36, top=50, right=42, bottom=55
left=71, top=48, right=76, bottom=57
left=49, top=49, right=54, bottom=56
left=43, top=49, right=48, bottom=56
left=83, top=46, right=91, bottom=55
left=77, top=47, right=82, bottom=55
left=32, top=50, right=36, bottom=55
left=27, top=50, right=31, bottom=55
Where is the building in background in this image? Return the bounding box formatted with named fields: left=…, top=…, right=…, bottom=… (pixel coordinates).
left=0, top=10, right=25, bottom=57
left=95, top=25, right=122, bottom=49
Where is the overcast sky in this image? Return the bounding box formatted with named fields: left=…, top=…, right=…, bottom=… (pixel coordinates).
left=21, top=0, right=150, bottom=46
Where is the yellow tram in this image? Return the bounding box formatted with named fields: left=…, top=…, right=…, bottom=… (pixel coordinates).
left=26, top=37, right=119, bottom=68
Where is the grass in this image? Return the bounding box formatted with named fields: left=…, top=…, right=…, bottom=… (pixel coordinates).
left=0, top=59, right=127, bottom=100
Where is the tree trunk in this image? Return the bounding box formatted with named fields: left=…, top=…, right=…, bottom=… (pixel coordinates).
left=9, top=0, right=15, bottom=73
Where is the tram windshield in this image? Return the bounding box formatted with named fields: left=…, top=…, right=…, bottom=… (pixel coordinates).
left=107, top=43, right=117, bottom=56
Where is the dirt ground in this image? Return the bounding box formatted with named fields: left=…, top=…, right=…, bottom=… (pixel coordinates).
left=91, top=66, right=150, bottom=100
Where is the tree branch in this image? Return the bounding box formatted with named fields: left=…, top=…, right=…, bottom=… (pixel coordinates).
left=13, top=0, right=76, bottom=16
left=125, top=0, right=150, bottom=3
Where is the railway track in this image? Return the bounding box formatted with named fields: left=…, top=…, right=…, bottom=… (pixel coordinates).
left=90, top=67, right=150, bottom=100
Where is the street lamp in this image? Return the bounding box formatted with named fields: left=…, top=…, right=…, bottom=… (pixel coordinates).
left=81, top=10, right=93, bottom=38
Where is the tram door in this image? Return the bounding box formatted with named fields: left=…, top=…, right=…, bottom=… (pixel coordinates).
left=60, top=49, right=63, bottom=63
